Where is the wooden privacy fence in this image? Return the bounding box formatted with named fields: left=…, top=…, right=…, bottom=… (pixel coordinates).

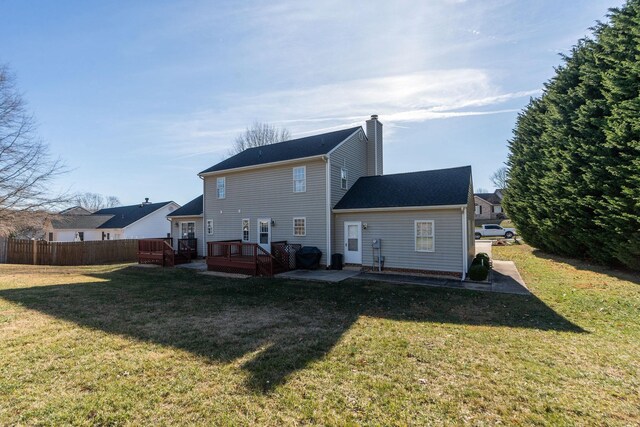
left=5, top=239, right=139, bottom=266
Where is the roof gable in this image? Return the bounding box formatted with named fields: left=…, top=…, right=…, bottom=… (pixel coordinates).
left=167, top=195, right=203, bottom=217
left=200, top=127, right=361, bottom=175
left=334, top=166, right=472, bottom=210
left=474, top=192, right=501, bottom=204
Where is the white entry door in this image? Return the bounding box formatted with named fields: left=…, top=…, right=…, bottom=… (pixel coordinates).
left=257, top=218, right=271, bottom=253
left=344, top=221, right=362, bottom=264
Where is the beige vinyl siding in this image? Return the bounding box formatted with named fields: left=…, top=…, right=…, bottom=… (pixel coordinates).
left=171, top=216, right=204, bottom=257
left=204, top=159, right=328, bottom=264
left=334, top=209, right=464, bottom=273
left=329, top=128, right=368, bottom=207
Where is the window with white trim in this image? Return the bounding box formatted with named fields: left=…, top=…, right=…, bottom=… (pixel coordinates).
left=242, top=219, right=250, bottom=241
left=293, top=217, right=306, bottom=236
left=475, top=204, right=481, bottom=215
left=293, top=166, right=306, bottom=192
left=415, top=220, right=435, bottom=252
left=216, top=177, right=226, bottom=199
left=340, top=167, right=348, bottom=189
left=206, top=219, right=213, bottom=235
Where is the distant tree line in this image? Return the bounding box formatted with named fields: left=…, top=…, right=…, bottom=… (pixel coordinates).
left=504, top=0, right=640, bottom=270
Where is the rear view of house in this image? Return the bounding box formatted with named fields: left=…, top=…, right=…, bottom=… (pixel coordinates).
left=197, top=115, right=475, bottom=279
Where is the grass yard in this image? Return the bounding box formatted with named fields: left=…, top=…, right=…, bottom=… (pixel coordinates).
left=1, top=246, right=639, bottom=425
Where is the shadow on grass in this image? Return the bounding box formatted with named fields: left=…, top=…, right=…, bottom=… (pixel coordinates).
left=532, top=249, right=640, bottom=286
left=0, top=266, right=585, bottom=392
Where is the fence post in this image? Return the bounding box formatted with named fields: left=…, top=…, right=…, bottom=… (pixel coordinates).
left=32, top=238, right=37, bottom=265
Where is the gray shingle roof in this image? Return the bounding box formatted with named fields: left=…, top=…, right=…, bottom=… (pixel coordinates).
left=167, top=195, right=203, bottom=217
left=200, top=127, right=361, bottom=174
left=50, top=215, right=114, bottom=230
left=475, top=192, right=502, bottom=204
left=94, top=202, right=174, bottom=229
left=334, top=166, right=472, bottom=210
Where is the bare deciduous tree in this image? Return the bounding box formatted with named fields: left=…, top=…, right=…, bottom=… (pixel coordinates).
left=229, top=122, right=291, bottom=156
left=0, top=65, right=67, bottom=235
left=490, top=166, right=508, bottom=190
left=476, top=187, right=489, bottom=193
left=73, top=192, right=121, bottom=212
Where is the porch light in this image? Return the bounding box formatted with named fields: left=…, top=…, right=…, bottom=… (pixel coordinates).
left=363, top=223, right=368, bottom=229
left=271, top=219, right=276, bottom=226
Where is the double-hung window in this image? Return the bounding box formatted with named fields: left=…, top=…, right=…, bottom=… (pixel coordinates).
left=216, top=177, right=226, bottom=199
left=415, top=220, right=435, bottom=252
left=293, top=166, right=306, bottom=192
left=340, top=168, right=348, bottom=189
left=293, top=217, right=306, bottom=236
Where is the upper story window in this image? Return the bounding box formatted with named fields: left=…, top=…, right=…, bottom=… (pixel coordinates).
left=341, top=168, right=348, bottom=189
left=216, top=177, right=226, bottom=199
left=415, top=220, right=435, bottom=252
left=293, top=166, right=306, bottom=193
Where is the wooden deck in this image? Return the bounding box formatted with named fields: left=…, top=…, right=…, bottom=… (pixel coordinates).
left=206, top=241, right=301, bottom=277
left=138, top=239, right=191, bottom=267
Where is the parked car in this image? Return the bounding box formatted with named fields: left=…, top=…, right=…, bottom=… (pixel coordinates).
left=475, top=224, right=516, bottom=239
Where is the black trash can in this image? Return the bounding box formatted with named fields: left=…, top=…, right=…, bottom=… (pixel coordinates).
left=331, top=253, right=343, bottom=270
left=295, top=246, right=322, bottom=269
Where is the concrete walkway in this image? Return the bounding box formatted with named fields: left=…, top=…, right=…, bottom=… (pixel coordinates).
left=276, top=269, right=361, bottom=283
left=491, top=260, right=530, bottom=295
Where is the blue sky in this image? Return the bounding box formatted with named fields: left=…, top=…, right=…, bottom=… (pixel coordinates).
left=1, top=0, right=623, bottom=206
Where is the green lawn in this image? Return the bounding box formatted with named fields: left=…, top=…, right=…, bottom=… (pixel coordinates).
left=1, top=246, right=639, bottom=425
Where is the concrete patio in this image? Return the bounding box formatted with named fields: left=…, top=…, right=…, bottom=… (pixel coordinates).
left=276, top=268, right=361, bottom=283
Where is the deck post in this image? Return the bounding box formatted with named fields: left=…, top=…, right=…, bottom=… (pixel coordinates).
left=32, top=238, right=37, bottom=265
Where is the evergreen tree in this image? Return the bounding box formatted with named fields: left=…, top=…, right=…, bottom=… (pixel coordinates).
left=504, top=0, right=640, bottom=270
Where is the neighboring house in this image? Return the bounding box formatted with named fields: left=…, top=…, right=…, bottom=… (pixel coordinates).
left=197, top=115, right=475, bottom=279
left=166, top=195, right=205, bottom=257
left=474, top=190, right=505, bottom=220
left=46, top=200, right=179, bottom=242
left=59, top=206, right=92, bottom=216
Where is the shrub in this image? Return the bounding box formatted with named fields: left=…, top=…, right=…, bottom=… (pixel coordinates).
left=468, top=264, right=489, bottom=281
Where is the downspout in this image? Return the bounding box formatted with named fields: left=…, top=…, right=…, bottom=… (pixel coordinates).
left=323, top=155, right=332, bottom=269
left=461, top=206, right=468, bottom=280
left=200, top=174, right=205, bottom=258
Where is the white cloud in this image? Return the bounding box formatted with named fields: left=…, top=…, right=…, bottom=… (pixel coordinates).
left=154, top=69, right=537, bottom=158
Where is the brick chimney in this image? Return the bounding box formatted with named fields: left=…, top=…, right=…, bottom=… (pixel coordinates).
left=366, top=114, right=383, bottom=176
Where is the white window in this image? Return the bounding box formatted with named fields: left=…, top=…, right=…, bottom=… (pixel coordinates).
left=242, top=219, right=250, bottom=241
left=415, top=220, right=435, bottom=252
left=293, top=166, right=306, bottom=192
left=341, top=168, right=348, bottom=189
left=216, top=177, right=226, bottom=199
left=293, top=217, right=306, bottom=236
left=206, top=219, right=213, bottom=235
left=475, top=204, right=481, bottom=215
left=494, top=205, right=502, bottom=213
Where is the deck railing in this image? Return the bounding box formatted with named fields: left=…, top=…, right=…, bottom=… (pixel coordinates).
left=138, top=239, right=175, bottom=267
left=178, top=238, right=198, bottom=258
left=206, top=241, right=298, bottom=277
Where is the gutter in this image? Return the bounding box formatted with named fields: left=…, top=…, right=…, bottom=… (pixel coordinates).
left=198, top=155, right=326, bottom=177
left=333, top=204, right=466, bottom=214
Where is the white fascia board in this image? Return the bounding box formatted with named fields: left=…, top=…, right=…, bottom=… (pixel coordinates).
left=332, top=204, right=466, bottom=214
left=198, top=155, right=326, bottom=178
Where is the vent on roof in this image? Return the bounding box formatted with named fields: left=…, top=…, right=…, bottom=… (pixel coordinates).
left=141, top=197, right=151, bottom=206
